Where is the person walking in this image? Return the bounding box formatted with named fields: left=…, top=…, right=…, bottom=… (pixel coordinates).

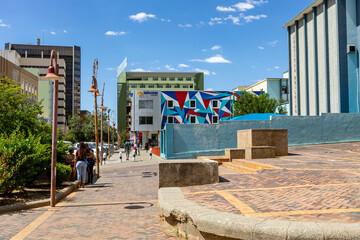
left=85, top=143, right=95, bottom=184
left=65, top=148, right=76, bottom=180
left=137, top=142, right=141, bottom=156
left=125, top=140, right=131, bottom=160
left=75, top=142, right=88, bottom=188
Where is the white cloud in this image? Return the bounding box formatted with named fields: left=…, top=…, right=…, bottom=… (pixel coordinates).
left=248, top=0, right=269, bottom=6
left=268, top=40, right=279, bottom=47
left=130, top=68, right=151, bottom=72
left=258, top=46, right=264, bottom=50
left=0, top=19, right=10, bottom=27
left=224, top=15, right=240, bottom=25
left=63, top=30, right=68, bottom=33
left=160, top=18, right=171, bottom=22
left=240, top=13, right=267, bottom=22
left=212, top=72, right=216, bottom=75
left=165, top=64, right=176, bottom=71
left=106, top=67, right=116, bottom=71
left=194, top=68, right=210, bottom=76
left=178, top=64, right=190, bottom=68
left=190, top=55, right=231, bottom=64
left=201, top=49, right=208, bottom=52
left=105, top=31, right=127, bottom=36
left=129, top=12, right=156, bottom=23
left=274, top=66, right=280, bottom=69
left=233, top=2, right=254, bottom=11
left=211, top=45, right=222, bottom=51
left=216, top=6, right=236, bottom=12
left=50, top=31, right=56, bottom=35
left=206, top=88, right=214, bottom=91
left=178, top=24, right=192, bottom=28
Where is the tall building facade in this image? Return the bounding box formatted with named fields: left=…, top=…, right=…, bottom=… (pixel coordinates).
left=284, top=0, right=360, bottom=116
left=117, top=58, right=204, bottom=134
left=5, top=42, right=81, bottom=123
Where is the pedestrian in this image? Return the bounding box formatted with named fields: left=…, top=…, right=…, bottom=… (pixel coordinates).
left=85, top=143, right=95, bottom=184
left=65, top=148, right=76, bottom=180
left=74, top=142, right=88, bottom=188
left=124, top=140, right=131, bottom=160
left=149, top=147, right=152, bottom=159
left=145, top=142, right=149, bottom=152
left=134, top=144, right=137, bottom=156
left=137, top=142, right=141, bottom=156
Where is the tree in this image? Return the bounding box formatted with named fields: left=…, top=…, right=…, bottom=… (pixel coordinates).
left=233, top=90, right=287, bottom=117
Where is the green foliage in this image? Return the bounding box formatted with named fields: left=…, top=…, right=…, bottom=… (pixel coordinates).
left=0, top=132, right=48, bottom=194
left=119, top=129, right=127, bottom=144
left=233, top=90, right=287, bottom=117
left=0, top=78, right=44, bottom=137
left=55, top=163, right=71, bottom=185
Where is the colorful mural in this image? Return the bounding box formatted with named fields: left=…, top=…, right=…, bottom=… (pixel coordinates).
left=161, top=91, right=234, bottom=129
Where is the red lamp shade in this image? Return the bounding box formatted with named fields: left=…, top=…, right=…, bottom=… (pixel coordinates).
left=42, top=66, right=61, bottom=82
left=96, top=91, right=101, bottom=97
left=88, top=84, right=97, bottom=93
left=107, top=117, right=110, bottom=122
left=99, top=103, right=104, bottom=109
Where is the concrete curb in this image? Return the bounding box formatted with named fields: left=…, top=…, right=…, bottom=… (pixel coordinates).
left=158, top=187, right=360, bottom=240
left=0, top=182, right=78, bottom=215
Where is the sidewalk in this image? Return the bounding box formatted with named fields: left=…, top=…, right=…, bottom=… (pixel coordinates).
left=0, top=151, right=179, bottom=240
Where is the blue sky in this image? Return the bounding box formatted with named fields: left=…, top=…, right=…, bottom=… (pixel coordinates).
left=0, top=0, right=313, bottom=125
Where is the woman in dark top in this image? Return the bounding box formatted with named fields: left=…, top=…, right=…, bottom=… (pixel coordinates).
left=75, top=142, right=88, bottom=188
left=85, top=143, right=95, bottom=184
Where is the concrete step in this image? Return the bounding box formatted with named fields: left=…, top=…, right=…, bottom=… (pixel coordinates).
left=222, top=162, right=258, bottom=174
left=225, top=148, right=245, bottom=161
left=232, top=159, right=277, bottom=170
left=245, top=146, right=276, bottom=159
left=197, top=156, right=229, bottom=164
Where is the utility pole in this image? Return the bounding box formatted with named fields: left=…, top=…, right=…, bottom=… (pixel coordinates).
left=107, top=109, right=111, bottom=159
left=99, top=83, right=105, bottom=165
left=112, top=122, right=115, bottom=155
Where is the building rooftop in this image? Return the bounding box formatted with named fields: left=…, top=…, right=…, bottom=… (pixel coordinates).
left=283, top=0, right=322, bottom=28
left=126, top=72, right=202, bottom=78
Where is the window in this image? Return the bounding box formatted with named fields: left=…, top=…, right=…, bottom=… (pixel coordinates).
left=178, top=77, right=183, bottom=81
left=281, top=86, right=288, bottom=94
left=157, top=84, right=163, bottom=88
left=166, top=84, right=171, bottom=88
left=161, top=77, right=166, bottom=81
left=190, top=85, right=193, bottom=88
left=148, top=85, right=154, bottom=88
left=182, top=85, right=188, bottom=88
left=139, top=116, right=153, bottom=125
left=212, top=100, right=219, bottom=109
left=139, top=100, right=153, bottom=109
left=152, top=77, right=158, bottom=81
left=143, top=77, right=148, bottom=81
left=140, top=84, right=145, bottom=88
left=186, top=77, right=191, bottom=81
left=167, top=100, right=174, bottom=109
left=190, top=100, right=196, bottom=108
left=130, top=85, right=137, bottom=88
left=190, top=116, right=196, bottom=124
left=168, top=116, right=174, bottom=124
left=212, top=115, right=219, bottom=124
left=169, top=77, right=175, bottom=81
left=174, top=84, right=180, bottom=88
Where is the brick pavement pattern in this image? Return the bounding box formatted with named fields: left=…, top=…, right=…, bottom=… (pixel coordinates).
left=182, top=142, right=360, bottom=223
left=0, top=152, right=180, bottom=240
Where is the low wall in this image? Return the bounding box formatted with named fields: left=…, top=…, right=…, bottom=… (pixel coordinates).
left=161, top=113, right=360, bottom=159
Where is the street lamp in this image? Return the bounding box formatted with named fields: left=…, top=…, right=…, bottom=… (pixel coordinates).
left=88, top=59, right=101, bottom=177
left=99, top=83, right=105, bottom=165
left=107, top=111, right=111, bottom=159
left=112, top=122, right=115, bottom=155
left=42, top=50, right=62, bottom=207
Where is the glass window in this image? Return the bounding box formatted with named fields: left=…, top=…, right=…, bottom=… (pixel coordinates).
left=190, top=116, right=196, bottom=124
left=190, top=100, right=196, bottom=108
left=166, top=84, right=171, bottom=88
left=168, top=116, right=174, bottom=124
left=212, top=100, right=219, bottom=109
left=143, top=77, right=148, bottom=81
left=174, top=84, right=180, bottom=88
left=139, top=100, right=153, bottom=109
left=169, top=77, right=175, bottom=81
left=152, top=77, right=158, bottom=81
left=148, top=85, right=154, bottom=88
left=139, top=116, right=153, bottom=125
left=178, top=77, right=183, bottom=81
left=130, top=85, right=137, bottom=88
left=212, top=115, right=219, bottom=124
left=157, top=84, right=163, bottom=88
left=182, top=85, right=188, bottom=88
left=140, top=84, right=145, bottom=88
left=186, top=77, right=191, bottom=81
left=190, top=85, right=193, bottom=88
left=167, top=100, right=174, bottom=109
left=161, top=77, right=166, bottom=81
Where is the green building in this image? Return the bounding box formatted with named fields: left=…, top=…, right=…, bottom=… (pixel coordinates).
left=117, top=58, right=204, bottom=135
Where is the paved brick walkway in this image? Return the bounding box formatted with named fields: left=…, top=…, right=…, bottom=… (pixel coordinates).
left=182, top=142, right=360, bottom=223
left=0, top=152, right=179, bottom=240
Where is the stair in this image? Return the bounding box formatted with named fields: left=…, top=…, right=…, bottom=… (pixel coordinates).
left=232, top=159, right=278, bottom=170
left=222, top=162, right=258, bottom=173
left=197, top=156, right=229, bottom=165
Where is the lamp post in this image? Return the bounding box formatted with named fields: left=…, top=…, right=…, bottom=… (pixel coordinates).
left=99, top=83, right=105, bottom=165
left=42, top=50, right=62, bottom=207
left=112, top=122, right=115, bottom=155
left=88, top=59, right=101, bottom=177
left=107, top=110, right=111, bottom=159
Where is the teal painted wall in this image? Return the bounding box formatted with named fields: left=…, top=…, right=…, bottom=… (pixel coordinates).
left=162, top=113, right=360, bottom=159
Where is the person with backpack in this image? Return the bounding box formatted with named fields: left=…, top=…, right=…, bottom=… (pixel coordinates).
left=74, top=142, right=88, bottom=188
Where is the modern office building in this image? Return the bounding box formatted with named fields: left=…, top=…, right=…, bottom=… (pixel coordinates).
left=284, top=0, right=360, bottom=116
left=117, top=58, right=204, bottom=135
left=0, top=50, right=66, bottom=127
left=131, top=90, right=234, bottom=145
left=0, top=54, right=38, bottom=102
left=5, top=41, right=81, bottom=123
